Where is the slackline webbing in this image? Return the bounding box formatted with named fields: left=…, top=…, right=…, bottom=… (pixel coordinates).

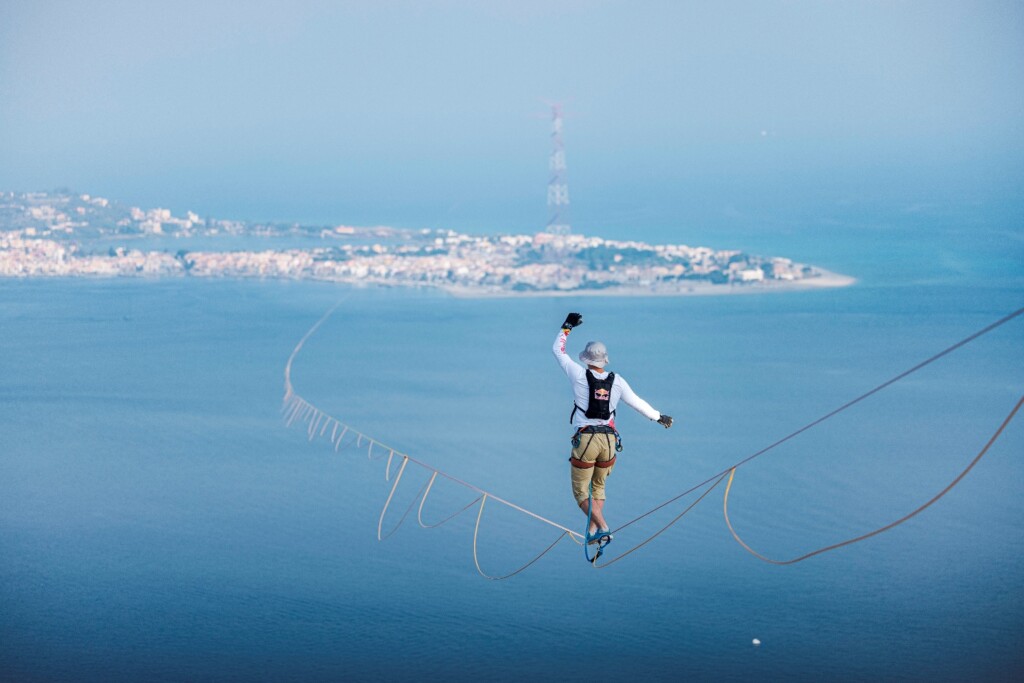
left=284, top=304, right=1023, bottom=578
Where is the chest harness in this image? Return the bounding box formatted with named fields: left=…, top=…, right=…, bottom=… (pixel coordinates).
left=570, top=370, right=617, bottom=423
left=569, top=371, right=623, bottom=470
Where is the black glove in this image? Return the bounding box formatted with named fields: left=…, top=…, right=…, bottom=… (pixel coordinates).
left=562, top=312, right=583, bottom=330
left=657, top=414, right=673, bottom=429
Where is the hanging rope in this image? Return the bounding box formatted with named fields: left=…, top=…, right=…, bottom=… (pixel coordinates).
left=593, top=473, right=730, bottom=570
left=472, top=495, right=574, bottom=580
left=592, top=306, right=1024, bottom=566
left=284, top=303, right=1023, bottom=578
left=417, top=472, right=483, bottom=529
left=722, top=393, right=1024, bottom=564
left=283, top=305, right=584, bottom=579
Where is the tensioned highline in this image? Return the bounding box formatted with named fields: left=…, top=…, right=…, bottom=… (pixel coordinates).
left=282, top=303, right=1023, bottom=579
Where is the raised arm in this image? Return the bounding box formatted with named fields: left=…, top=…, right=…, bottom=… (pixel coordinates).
left=552, top=312, right=584, bottom=376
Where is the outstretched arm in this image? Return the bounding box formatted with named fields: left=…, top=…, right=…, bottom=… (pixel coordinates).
left=618, top=377, right=673, bottom=428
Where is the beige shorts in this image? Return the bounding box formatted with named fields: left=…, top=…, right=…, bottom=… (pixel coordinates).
left=569, top=430, right=618, bottom=504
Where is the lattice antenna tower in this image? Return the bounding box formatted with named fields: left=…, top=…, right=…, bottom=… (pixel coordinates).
left=546, top=104, right=571, bottom=235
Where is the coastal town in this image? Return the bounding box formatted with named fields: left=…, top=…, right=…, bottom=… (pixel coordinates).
left=0, top=191, right=850, bottom=295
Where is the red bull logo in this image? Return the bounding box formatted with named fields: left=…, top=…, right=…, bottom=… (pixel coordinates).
left=593, top=388, right=611, bottom=402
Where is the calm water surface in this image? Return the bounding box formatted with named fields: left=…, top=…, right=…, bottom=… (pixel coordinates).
left=1, top=229, right=1022, bottom=682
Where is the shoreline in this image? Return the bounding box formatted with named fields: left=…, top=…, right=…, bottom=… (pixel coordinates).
left=440, top=269, right=857, bottom=299
left=0, top=268, right=857, bottom=297
left=1, top=190, right=857, bottom=298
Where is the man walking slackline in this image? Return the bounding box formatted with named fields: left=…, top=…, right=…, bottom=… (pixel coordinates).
left=553, top=312, right=673, bottom=546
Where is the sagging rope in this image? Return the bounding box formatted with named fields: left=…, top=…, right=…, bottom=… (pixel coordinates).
left=722, top=393, right=1024, bottom=565
left=592, top=473, right=729, bottom=569
left=284, top=303, right=1023, bottom=577
left=282, top=391, right=583, bottom=579
left=590, top=306, right=1024, bottom=568
left=283, top=304, right=583, bottom=580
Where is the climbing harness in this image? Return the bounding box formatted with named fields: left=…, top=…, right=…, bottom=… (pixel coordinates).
left=569, top=424, right=623, bottom=465
left=283, top=303, right=1024, bottom=579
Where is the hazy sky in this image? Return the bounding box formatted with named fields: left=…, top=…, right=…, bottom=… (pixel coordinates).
left=1, top=1, right=1022, bottom=239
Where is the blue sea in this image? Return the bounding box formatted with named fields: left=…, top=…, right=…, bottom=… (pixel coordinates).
left=1, top=213, right=1022, bottom=682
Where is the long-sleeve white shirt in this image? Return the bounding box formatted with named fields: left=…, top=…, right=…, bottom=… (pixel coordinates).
left=553, top=329, right=661, bottom=429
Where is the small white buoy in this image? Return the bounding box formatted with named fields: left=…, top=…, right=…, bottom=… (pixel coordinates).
left=752, top=638, right=761, bottom=647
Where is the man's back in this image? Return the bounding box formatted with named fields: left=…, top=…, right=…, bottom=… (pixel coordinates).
left=552, top=327, right=660, bottom=429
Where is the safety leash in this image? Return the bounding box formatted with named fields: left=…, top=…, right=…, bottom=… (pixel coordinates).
left=584, top=480, right=612, bottom=564
left=584, top=481, right=601, bottom=563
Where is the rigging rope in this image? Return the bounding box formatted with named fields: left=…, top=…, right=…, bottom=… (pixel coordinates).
left=723, top=393, right=1024, bottom=565
left=283, top=304, right=584, bottom=580
left=592, top=306, right=1024, bottom=566
left=283, top=304, right=1023, bottom=578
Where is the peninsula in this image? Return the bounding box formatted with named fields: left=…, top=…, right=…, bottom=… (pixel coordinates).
left=0, top=191, right=853, bottom=296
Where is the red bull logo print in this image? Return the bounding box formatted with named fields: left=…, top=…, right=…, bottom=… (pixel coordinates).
left=593, top=387, right=611, bottom=402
